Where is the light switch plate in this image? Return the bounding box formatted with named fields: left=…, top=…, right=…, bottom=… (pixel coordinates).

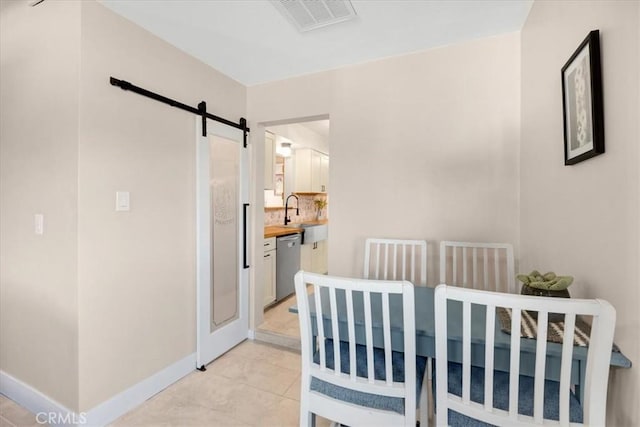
left=116, top=191, right=130, bottom=211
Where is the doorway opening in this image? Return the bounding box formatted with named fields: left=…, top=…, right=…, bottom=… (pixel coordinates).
left=256, top=116, right=330, bottom=349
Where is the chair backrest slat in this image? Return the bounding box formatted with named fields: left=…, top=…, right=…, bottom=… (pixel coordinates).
left=509, top=307, right=521, bottom=420
left=462, top=301, right=472, bottom=403
left=462, top=247, right=468, bottom=287
left=559, top=313, right=577, bottom=425
left=295, top=271, right=418, bottom=426
left=402, top=284, right=417, bottom=418
left=329, top=286, right=341, bottom=376
left=314, top=284, right=326, bottom=370
left=382, top=292, right=393, bottom=385
left=383, top=244, right=389, bottom=280
left=440, top=241, right=516, bottom=293
left=533, top=311, right=549, bottom=423
left=409, top=245, right=414, bottom=283
left=345, top=289, right=357, bottom=380
left=365, top=238, right=427, bottom=286
left=472, top=247, right=478, bottom=288
left=494, top=248, right=500, bottom=291
left=583, top=308, right=616, bottom=424
left=483, top=247, right=489, bottom=288
left=434, top=284, right=617, bottom=427
left=484, top=304, right=496, bottom=411
left=394, top=244, right=399, bottom=280
left=375, top=243, right=381, bottom=279
left=452, top=247, right=458, bottom=285
left=363, top=290, right=375, bottom=382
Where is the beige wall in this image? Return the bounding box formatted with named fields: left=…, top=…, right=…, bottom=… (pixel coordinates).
left=76, top=1, right=246, bottom=411
left=1, top=0, right=246, bottom=413
left=3, top=0, right=635, bottom=420
left=249, top=33, right=521, bottom=285
left=520, top=1, right=639, bottom=425
left=0, top=0, right=81, bottom=410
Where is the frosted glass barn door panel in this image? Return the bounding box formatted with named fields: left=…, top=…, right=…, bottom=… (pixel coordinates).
left=210, top=136, right=239, bottom=329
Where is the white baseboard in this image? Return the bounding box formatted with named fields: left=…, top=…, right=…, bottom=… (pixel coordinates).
left=84, top=352, right=196, bottom=426
left=0, top=371, right=77, bottom=427
left=1, top=352, right=196, bottom=427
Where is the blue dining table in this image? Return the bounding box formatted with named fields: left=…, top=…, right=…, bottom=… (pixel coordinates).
left=290, top=286, right=632, bottom=403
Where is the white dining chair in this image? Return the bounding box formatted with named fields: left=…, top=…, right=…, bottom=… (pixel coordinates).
left=434, top=284, right=616, bottom=426
left=295, top=271, right=428, bottom=427
left=364, top=237, right=432, bottom=390
left=439, top=241, right=515, bottom=293
left=364, top=238, right=428, bottom=285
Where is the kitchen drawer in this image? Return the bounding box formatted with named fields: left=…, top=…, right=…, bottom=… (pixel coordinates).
left=263, top=237, right=276, bottom=252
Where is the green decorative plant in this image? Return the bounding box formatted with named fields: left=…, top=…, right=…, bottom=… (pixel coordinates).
left=517, top=270, right=574, bottom=291
left=313, top=199, right=327, bottom=220
left=313, top=199, right=327, bottom=210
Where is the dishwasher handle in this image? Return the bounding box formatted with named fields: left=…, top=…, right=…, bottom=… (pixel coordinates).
left=278, top=234, right=301, bottom=242
left=277, top=234, right=301, bottom=249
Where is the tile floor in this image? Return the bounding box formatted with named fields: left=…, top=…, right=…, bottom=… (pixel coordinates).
left=1, top=291, right=313, bottom=427
left=0, top=395, right=43, bottom=427
left=0, top=341, right=332, bottom=427
left=258, top=293, right=301, bottom=338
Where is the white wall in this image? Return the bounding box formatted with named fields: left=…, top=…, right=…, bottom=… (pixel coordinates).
left=0, top=0, right=81, bottom=411
left=520, top=1, right=639, bottom=424
left=249, top=33, right=521, bottom=285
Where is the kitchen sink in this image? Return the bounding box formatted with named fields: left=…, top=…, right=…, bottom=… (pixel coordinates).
left=283, top=223, right=328, bottom=244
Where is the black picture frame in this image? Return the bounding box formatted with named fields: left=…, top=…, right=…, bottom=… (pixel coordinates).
left=561, top=30, right=605, bottom=165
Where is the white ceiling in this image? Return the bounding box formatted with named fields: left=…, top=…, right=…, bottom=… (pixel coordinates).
left=99, top=0, right=533, bottom=86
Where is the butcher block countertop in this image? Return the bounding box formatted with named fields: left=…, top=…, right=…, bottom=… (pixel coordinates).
left=264, top=219, right=328, bottom=238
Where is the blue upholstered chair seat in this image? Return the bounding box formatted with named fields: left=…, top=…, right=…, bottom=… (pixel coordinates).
left=435, top=362, right=583, bottom=426
left=310, top=339, right=427, bottom=414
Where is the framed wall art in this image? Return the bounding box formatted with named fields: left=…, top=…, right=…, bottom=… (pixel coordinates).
left=561, top=30, right=605, bottom=165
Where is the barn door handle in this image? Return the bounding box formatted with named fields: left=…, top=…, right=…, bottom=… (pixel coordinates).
left=243, top=203, right=250, bottom=269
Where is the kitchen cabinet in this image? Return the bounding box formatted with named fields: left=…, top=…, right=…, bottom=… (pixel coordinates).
left=294, top=148, right=329, bottom=193
left=315, top=239, right=328, bottom=274
left=264, top=132, right=275, bottom=190
left=301, top=239, right=327, bottom=274
left=320, top=154, right=329, bottom=193
left=263, top=237, right=276, bottom=306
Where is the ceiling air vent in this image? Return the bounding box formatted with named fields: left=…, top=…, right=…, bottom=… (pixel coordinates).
left=272, top=0, right=357, bottom=32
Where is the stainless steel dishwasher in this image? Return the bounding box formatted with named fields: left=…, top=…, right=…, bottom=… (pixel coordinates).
left=276, top=233, right=301, bottom=301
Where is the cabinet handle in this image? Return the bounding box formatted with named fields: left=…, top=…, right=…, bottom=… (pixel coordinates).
left=264, top=253, right=271, bottom=258
left=264, top=243, right=270, bottom=246
left=321, top=185, right=325, bottom=192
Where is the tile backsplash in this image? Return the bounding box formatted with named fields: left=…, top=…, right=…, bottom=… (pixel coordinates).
left=264, top=193, right=328, bottom=226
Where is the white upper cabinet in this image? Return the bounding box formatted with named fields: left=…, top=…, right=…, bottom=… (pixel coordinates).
left=294, top=148, right=329, bottom=193
left=320, top=153, right=329, bottom=193
left=264, top=131, right=275, bottom=190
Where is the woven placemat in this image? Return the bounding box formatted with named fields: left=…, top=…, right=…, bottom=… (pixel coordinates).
left=497, top=307, right=619, bottom=352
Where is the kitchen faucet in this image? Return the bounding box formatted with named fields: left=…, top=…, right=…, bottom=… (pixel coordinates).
left=284, top=194, right=299, bottom=225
